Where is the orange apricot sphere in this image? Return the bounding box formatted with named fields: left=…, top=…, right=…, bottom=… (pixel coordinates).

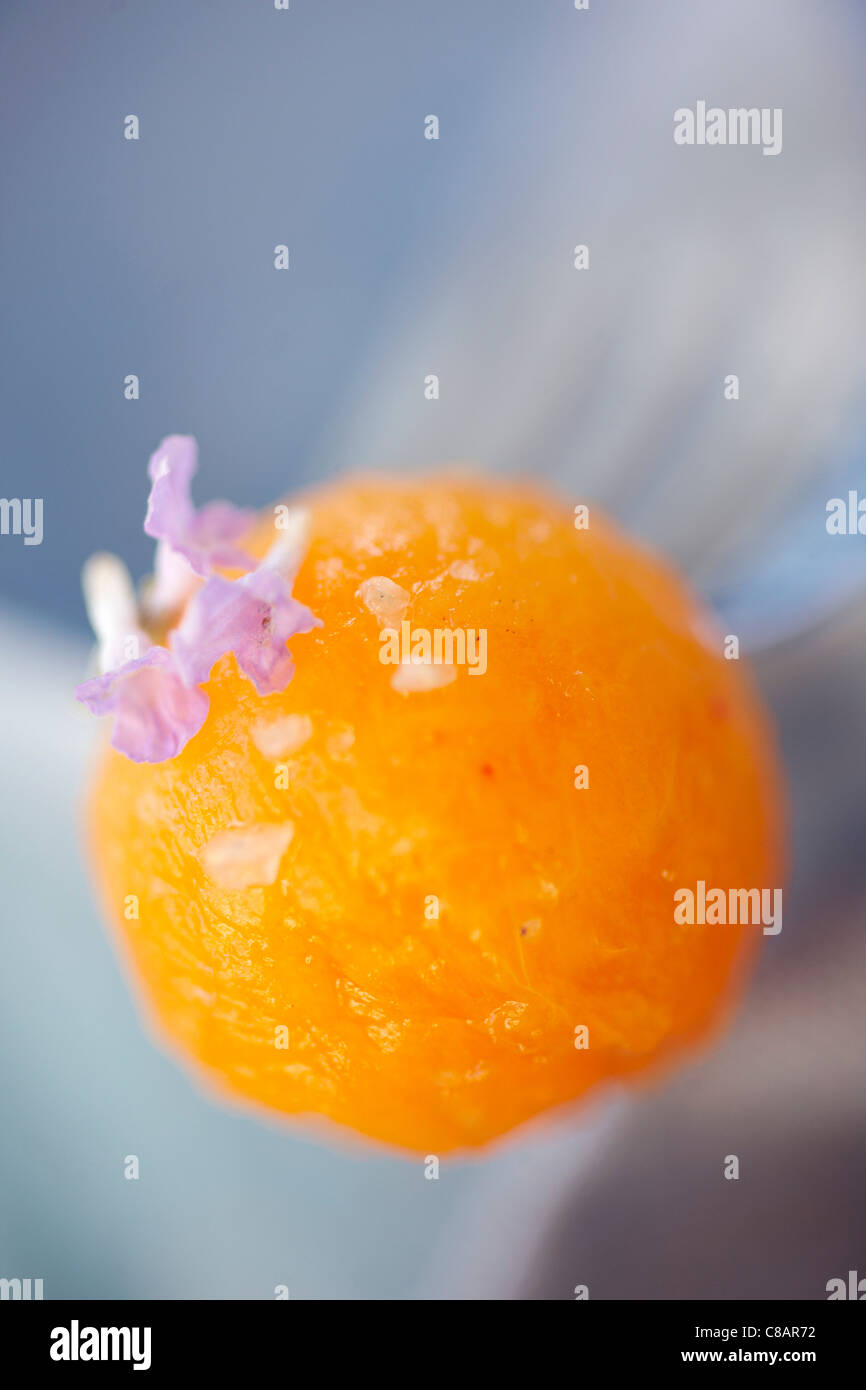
left=85, top=474, right=784, bottom=1153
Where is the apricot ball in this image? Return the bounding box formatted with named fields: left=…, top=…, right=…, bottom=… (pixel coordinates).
left=86, top=475, right=784, bottom=1153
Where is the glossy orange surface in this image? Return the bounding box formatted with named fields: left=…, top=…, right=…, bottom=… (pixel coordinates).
left=86, top=474, right=784, bottom=1153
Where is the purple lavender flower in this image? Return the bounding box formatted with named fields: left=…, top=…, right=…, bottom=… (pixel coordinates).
left=171, top=558, right=321, bottom=696
left=76, top=443, right=319, bottom=763
left=75, top=646, right=209, bottom=763
left=144, top=435, right=256, bottom=577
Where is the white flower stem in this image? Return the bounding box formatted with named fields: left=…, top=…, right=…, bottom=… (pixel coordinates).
left=264, top=508, right=310, bottom=581
left=81, top=552, right=146, bottom=672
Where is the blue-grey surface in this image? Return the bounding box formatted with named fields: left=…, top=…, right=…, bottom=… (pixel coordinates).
left=3, top=0, right=866, bottom=640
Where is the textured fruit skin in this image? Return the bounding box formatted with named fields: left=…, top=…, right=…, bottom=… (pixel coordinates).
left=86, top=474, right=784, bottom=1153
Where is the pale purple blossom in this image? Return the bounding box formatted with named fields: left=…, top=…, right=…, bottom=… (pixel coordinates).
left=76, top=439, right=320, bottom=763
left=75, top=647, right=209, bottom=763
left=144, top=435, right=255, bottom=576
left=171, top=559, right=320, bottom=695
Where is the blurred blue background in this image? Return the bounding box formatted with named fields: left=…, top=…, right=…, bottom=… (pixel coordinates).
left=2, top=0, right=866, bottom=1299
